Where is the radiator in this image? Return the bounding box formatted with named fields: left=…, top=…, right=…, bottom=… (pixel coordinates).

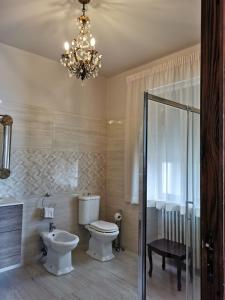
left=158, top=209, right=200, bottom=269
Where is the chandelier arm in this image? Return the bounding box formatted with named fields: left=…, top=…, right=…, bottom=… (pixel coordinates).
left=90, top=50, right=94, bottom=63
left=74, top=50, right=78, bottom=62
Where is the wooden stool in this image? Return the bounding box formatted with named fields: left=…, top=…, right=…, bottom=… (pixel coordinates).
left=147, top=238, right=186, bottom=291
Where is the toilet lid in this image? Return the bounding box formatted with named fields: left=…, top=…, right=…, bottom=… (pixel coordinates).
left=89, top=220, right=118, bottom=233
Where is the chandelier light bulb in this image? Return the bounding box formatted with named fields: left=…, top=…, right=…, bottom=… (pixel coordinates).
left=90, top=37, right=96, bottom=47
left=64, top=41, right=70, bottom=51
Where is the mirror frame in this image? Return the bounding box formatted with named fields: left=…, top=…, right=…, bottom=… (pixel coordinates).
left=0, top=115, right=13, bottom=179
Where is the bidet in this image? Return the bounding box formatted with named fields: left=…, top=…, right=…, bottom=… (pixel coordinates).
left=41, top=229, right=79, bottom=276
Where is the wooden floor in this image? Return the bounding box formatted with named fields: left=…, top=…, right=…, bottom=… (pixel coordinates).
left=0, top=249, right=199, bottom=300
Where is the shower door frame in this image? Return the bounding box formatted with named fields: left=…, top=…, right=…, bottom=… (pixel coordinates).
left=139, top=92, right=200, bottom=300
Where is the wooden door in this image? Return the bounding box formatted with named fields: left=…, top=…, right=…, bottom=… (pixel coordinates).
left=201, top=0, right=225, bottom=299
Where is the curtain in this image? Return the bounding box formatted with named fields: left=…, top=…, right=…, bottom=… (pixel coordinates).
left=125, top=45, right=200, bottom=205
left=147, top=94, right=200, bottom=214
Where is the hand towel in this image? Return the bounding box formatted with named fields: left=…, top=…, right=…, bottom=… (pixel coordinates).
left=43, top=207, right=54, bottom=219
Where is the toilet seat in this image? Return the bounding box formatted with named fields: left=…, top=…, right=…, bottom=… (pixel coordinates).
left=89, top=220, right=118, bottom=233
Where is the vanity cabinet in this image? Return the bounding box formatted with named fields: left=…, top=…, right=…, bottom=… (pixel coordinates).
left=0, top=204, right=23, bottom=271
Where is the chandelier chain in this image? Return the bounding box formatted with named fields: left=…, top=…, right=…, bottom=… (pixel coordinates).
left=82, top=4, right=86, bottom=16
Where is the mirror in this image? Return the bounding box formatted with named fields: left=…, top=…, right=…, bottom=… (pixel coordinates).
left=0, top=115, right=13, bottom=179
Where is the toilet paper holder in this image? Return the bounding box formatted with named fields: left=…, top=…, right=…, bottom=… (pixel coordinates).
left=113, top=210, right=124, bottom=252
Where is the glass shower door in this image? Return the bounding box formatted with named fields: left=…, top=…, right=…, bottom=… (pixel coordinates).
left=146, top=99, right=188, bottom=299
left=141, top=93, right=200, bottom=300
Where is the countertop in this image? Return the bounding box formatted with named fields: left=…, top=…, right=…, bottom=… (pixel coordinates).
left=0, top=197, right=23, bottom=207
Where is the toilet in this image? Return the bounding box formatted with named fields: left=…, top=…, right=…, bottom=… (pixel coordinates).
left=79, top=195, right=119, bottom=262
left=40, top=229, right=79, bottom=276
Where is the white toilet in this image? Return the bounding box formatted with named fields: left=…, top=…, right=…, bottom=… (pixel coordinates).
left=79, top=195, right=119, bottom=262
left=41, top=229, right=79, bottom=276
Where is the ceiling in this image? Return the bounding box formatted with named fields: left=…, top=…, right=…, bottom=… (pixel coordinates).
left=0, top=0, right=201, bottom=76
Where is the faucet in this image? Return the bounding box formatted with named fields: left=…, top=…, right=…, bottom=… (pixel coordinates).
left=49, top=222, right=56, bottom=232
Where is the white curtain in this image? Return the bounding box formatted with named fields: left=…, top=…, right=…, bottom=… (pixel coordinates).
left=147, top=91, right=200, bottom=214
left=125, top=45, right=200, bottom=206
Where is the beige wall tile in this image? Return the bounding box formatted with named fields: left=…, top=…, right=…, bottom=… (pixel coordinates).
left=0, top=43, right=107, bottom=264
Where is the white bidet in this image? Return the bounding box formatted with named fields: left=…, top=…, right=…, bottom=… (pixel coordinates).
left=41, top=229, right=79, bottom=276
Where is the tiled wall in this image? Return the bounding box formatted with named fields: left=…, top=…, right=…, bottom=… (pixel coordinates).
left=105, top=115, right=158, bottom=254
left=0, top=102, right=106, bottom=263
left=0, top=150, right=105, bottom=197
left=106, top=121, right=139, bottom=253
left=0, top=42, right=108, bottom=264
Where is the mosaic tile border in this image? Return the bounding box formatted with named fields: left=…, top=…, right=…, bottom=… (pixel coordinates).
left=0, top=150, right=106, bottom=197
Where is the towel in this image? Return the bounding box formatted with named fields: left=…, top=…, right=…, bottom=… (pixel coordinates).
left=43, top=207, right=54, bottom=219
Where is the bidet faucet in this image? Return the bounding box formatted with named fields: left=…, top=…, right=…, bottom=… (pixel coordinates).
left=49, top=222, right=56, bottom=232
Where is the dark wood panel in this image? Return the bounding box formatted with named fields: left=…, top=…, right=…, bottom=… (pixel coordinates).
left=201, top=0, right=224, bottom=299
left=0, top=205, right=23, bottom=233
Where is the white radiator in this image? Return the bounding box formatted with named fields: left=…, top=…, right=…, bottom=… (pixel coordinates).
left=158, top=209, right=200, bottom=269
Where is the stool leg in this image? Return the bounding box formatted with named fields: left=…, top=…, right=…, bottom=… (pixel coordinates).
left=148, top=247, right=153, bottom=277
left=189, top=252, right=193, bottom=282
left=162, top=256, right=166, bottom=271
left=177, top=259, right=182, bottom=291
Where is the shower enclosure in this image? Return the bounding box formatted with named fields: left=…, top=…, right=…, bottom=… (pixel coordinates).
left=139, top=93, right=200, bottom=300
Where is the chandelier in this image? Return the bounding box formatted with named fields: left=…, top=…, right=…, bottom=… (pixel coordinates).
left=60, top=0, right=102, bottom=81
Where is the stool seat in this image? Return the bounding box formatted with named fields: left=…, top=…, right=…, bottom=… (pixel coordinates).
left=149, top=238, right=186, bottom=259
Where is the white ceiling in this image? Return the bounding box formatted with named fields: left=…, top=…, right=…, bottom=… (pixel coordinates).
left=0, top=0, right=201, bottom=76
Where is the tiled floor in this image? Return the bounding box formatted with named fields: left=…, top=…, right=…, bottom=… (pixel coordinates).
left=0, top=249, right=199, bottom=300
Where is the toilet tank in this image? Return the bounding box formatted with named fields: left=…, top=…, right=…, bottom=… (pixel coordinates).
left=79, top=195, right=100, bottom=225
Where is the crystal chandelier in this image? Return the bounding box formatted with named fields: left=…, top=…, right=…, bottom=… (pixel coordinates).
left=60, top=0, right=102, bottom=81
